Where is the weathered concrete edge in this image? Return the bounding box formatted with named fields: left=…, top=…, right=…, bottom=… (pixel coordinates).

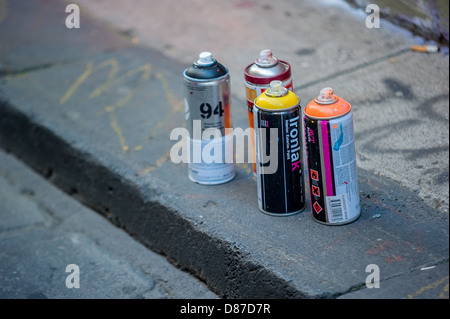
left=0, top=98, right=321, bottom=299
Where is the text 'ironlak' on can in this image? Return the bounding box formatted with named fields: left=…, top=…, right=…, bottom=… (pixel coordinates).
left=303, top=88, right=361, bottom=225
left=244, top=49, right=293, bottom=174
left=183, top=52, right=235, bottom=185
left=253, top=81, right=305, bottom=216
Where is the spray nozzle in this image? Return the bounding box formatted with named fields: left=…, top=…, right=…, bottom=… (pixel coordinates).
left=255, top=49, right=278, bottom=67
left=195, top=51, right=215, bottom=66
left=315, top=87, right=338, bottom=104
left=266, top=80, right=288, bottom=97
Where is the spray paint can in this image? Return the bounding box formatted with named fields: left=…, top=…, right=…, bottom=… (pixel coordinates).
left=244, top=49, right=293, bottom=173
left=253, top=81, right=305, bottom=216
left=183, top=52, right=235, bottom=185
left=303, top=88, right=360, bottom=225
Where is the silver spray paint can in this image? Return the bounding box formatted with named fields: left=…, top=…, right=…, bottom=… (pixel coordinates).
left=183, top=52, right=235, bottom=185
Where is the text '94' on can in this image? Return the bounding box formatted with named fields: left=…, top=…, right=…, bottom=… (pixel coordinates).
left=244, top=49, right=293, bottom=174
left=303, top=88, right=360, bottom=225
left=253, top=80, right=305, bottom=216
left=183, top=52, right=235, bottom=185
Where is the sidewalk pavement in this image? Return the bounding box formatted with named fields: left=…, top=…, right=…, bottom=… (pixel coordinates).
left=0, top=148, right=217, bottom=299
left=0, top=0, right=448, bottom=299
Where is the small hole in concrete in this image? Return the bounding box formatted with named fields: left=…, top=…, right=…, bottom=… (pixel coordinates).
left=44, top=167, right=53, bottom=178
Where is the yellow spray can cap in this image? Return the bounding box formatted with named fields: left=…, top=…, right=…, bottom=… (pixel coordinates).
left=254, top=81, right=299, bottom=111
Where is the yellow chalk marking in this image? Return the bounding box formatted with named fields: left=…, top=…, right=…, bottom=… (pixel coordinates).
left=60, top=61, right=94, bottom=105
left=155, top=152, right=169, bottom=166
left=61, top=59, right=152, bottom=105
left=137, top=151, right=170, bottom=175
left=97, top=88, right=137, bottom=116
left=155, top=72, right=184, bottom=113
left=95, top=64, right=152, bottom=116
left=60, top=59, right=154, bottom=155
left=440, top=282, right=449, bottom=299
left=105, top=105, right=128, bottom=154
left=88, top=59, right=120, bottom=98
left=407, top=275, right=449, bottom=299
left=60, top=59, right=119, bottom=105
left=147, top=73, right=184, bottom=138
left=119, top=63, right=152, bottom=82
left=134, top=145, right=143, bottom=151
left=90, top=63, right=151, bottom=99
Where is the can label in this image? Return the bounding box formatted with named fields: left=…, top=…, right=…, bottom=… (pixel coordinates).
left=245, top=78, right=292, bottom=173
left=254, top=106, right=305, bottom=215
left=187, top=135, right=235, bottom=185
left=183, top=70, right=234, bottom=185
left=304, top=112, right=360, bottom=224
left=185, top=78, right=231, bottom=136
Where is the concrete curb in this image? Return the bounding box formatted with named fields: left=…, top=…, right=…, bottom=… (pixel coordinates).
left=1, top=66, right=448, bottom=298
left=0, top=0, right=448, bottom=299
left=0, top=98, right=310, bottom=298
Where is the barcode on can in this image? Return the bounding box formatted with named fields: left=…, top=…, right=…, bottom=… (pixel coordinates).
left=326, top=194, right=349, bottom=224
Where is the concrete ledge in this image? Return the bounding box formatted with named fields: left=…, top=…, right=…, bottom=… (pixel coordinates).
left=0, top=0, right=448, bottom=299
left=0, top=149, right=217, bottom=299
left=0, top=97, right=309, bottom=298
left=0, top=47, right=448, bottom=297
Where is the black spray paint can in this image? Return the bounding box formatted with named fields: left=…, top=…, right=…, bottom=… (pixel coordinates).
left=253, top=80, right=306, bottom=215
